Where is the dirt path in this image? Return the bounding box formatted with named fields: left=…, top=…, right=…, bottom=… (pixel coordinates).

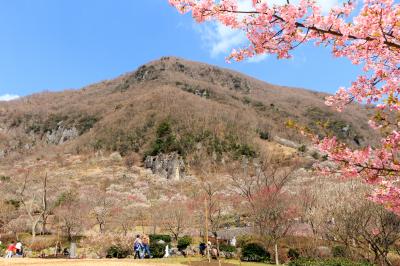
left=0, top=258, right=182, bottom=266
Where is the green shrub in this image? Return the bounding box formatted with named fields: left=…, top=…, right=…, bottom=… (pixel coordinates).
left=259, top=131, right=269, bottom=140
left=253, top=101, right=265, bottom=109
left=288, top=258, right=373, bottom=266
left=145, top=121, right=256, bottom=160
left=235, top=144, right=256, bottom=158
left=149, top=234, right=171, bottom=244
left=219, top=243, right=237, bottom=253
left=242, top=97, right=252, bottom=105
left=177, top=236, right=192, bottom=250
left=236, top=235, right=256, bottom=248
left=146, top=121, right=183, bottom=156
left=106, top=245, right=130, bottom=258
left=288, top=248, right=300, bottom=260
left=42, top=114, right=68, bottom=133
left=0, top=175, right=10, bottom=182
left=77, top=115, right=98, bottom=134
left=332, top=246, right=347, bottom=258
left=241, top=242, right=270, bottom=262
left=149, top=242, right=166, bottom=258
left=6, top=199, right=20, bottom=208
left=0, top=242, right=6, bottom=256
left=298, top=145, right=307, bottom=152
left=311, top=152, right=320, bottom=159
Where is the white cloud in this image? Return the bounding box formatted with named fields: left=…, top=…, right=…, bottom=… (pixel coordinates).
left=0, top=94, right=20, bottom=101
left=196, top=0, right=340, bottom=61
left=198, top=22, right=247, bottom=57
left=247, top=54, right=268, bottom=63
left=314, top=0, right=341, bottom=13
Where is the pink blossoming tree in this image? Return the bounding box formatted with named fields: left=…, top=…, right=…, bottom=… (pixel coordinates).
left=168, top=0, right=400, bottom=214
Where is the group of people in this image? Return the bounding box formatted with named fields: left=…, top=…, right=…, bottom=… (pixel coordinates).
left=4, top=241, right=23, bottom=258
left=133, top=234, right=152, bottom=259
left=199, top=241, right=219, bottom=259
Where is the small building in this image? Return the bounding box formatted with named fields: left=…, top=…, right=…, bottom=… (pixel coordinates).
left=215, top=227, right=253, bottom=246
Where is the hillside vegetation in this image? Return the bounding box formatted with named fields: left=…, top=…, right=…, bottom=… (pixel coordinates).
left=0, top=56, right=376, bottom=169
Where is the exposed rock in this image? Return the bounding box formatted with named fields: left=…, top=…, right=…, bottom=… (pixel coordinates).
left=144, top=152, right=185, bottom=180
left=273, top=136, right=300, bottom=149
left=183, top=247, right=195, bottom=256
left=169, top=248, right=180, bottom=256
left=46, top=126, right=79, bottom=145
left=305, top=146, right=323, bottom=158
left=109, top=152, right=122, bottom=162
left=59, top=127, right=79, bottom=144
left=318, top=160, right=339, bottom=170
left=132, top=64, right=162, bottom=82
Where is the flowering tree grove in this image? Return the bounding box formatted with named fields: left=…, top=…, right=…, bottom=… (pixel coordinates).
left=168, top=0, right=400, bottom=214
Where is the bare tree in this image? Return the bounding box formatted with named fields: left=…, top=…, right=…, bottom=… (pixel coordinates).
left=90, top=195, right=114, bottom=234
left=17, top=171, right=45, bottom=240
left=54, top=191, right=87, bottom=242
left=4, top=216, right=27, bottom=240
left=325, top=193, right=400, bottom=266
left=158, top=197, right=191, bottom=241
left=229, top=155, right=299, bottom=265
left=85, top=179, right=116, bottom=234
left=195, top=173, right=232, bottom=249
left=0, top=199, right=19, bottom=233
left=39, top=172, right=58, bottom=235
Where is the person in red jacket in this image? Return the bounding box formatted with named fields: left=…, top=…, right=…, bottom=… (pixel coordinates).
left=5, top=241, right=16, bottom=259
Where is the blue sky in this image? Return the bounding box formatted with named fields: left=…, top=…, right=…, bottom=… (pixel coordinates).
left=0, top=0, right=362, bottom=100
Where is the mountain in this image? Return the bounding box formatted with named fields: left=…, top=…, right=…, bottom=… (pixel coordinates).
left=0, top=56, right=376, bottom=176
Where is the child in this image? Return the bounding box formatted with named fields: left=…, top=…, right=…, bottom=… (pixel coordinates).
left=15, top=241, right=23, bottom=257
left=5, top=241, right=16, bottom=259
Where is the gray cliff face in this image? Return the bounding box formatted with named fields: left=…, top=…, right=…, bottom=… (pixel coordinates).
left=144, top=152, right=185, bottom=180
left=0, top=118, right=82, bottom=158
left=46, top=126, right=79, bottom=145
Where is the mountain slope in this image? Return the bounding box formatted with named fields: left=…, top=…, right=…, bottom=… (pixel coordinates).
left=0, top=56, right=376, bottom=170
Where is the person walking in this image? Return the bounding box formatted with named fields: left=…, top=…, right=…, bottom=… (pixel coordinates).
left=133, top=235, right=144, bottom=259
left=199, top=242, right=206, bottom=257
left=5, top=241, right=16, bottom=259
left=15, top=241, right=23, bottom=257
left=142, top=234, right=152, bottom=258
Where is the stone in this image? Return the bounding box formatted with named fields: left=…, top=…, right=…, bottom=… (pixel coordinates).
left=69, top=242, right=77, bottom=259
left=46, top=126, right=79, bottom=145
left=273, top=136, right=300, bottom=149
left=144, top=152, right=185, bottom=180
left=110, top=152, right=122, bottom=161
left=59, top=127, right=79, bottom=144
left=183, top=248, right=195, bottom=256
left=169, top=247, right=179, bottom=255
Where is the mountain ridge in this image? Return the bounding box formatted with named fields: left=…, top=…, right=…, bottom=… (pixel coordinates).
left=0, top=56, right=376, bottom=172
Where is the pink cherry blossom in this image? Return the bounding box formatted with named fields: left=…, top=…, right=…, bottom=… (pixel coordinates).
left=169, top=0, right=400, bottom=214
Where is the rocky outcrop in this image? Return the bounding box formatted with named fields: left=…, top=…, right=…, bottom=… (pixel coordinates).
left=273, top=136, right=300, bottom=149
left=144, top=152, right=185, bottom=180
left=46, top=126, right=79, bottom=145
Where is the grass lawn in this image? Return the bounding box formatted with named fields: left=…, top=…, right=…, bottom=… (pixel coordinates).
left=0, top=257, right=274, bottom=266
